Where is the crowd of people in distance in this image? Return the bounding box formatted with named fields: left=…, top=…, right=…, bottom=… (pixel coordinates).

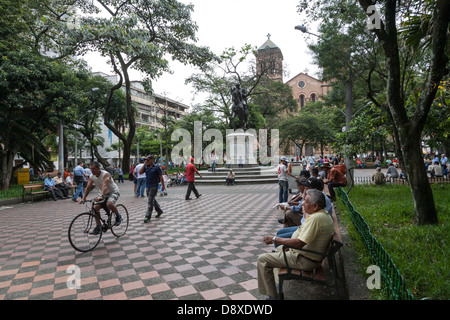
left=371, top=153, right=448, bottom=185
left=425, top=153, right=448, bottom=178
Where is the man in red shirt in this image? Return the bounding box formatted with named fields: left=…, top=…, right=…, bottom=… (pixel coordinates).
left=322, top=162, right=347, bottom=201
left=184, top=157, right=203, bottom=200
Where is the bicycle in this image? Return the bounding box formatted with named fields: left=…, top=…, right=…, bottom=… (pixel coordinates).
left=68, top=198, right=129, bottom=252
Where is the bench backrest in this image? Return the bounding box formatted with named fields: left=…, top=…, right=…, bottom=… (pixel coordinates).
left=23, top=184, right=45, bottom=190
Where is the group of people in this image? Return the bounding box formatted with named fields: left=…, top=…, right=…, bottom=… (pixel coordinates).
left=425, top=154, right=448, bottom=178
left=259, top=174, right=336, bottom=299
left=277, top=156, right=347, bottom=203
left=257, top=155, right=347, bottom=299
left=371, top=153, right=449, bottom=185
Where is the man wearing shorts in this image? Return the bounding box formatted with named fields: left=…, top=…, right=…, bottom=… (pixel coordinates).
left=81, top=161, right=122, bottom=235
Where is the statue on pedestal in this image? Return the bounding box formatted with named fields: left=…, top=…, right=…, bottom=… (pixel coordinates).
left=230, top=83, right=249, bottom=131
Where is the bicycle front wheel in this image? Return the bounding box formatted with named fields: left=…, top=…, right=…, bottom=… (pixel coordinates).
left=111, top=204, right=129, bottom=238
left=68, top=212, right=102, bottom=252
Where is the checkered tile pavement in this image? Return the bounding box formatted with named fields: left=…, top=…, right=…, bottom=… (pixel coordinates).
left=0, top=181, right=283, bottom=300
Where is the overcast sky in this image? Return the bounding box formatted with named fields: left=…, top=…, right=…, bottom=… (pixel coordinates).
left=84, top=0, right=320, bottom=105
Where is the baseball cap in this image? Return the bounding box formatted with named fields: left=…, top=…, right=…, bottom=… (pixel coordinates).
left=280, top=156, right=288, bottom=162
left=301, top=177, right=324, bottom=190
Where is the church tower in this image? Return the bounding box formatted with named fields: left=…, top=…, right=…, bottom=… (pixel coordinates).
left=255, top=34, right=283, bottom=82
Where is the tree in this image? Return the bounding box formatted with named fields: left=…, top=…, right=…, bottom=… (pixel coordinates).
left=66, top=0, right=215, bottom=173
left=356, top=0, right=449, bottom=225
left=298, top=0, right=449, bottom=225
left=0, top=51, right=83, bottom=189
left=279, top=101, right=339, bottom=156
left=186, top=45, right=297, bottom=129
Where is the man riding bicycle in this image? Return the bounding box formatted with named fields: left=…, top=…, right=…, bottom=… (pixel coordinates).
left=81, top=161, right=122, bottom=235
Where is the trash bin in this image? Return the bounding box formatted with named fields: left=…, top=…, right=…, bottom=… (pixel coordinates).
left=16, top=168, right=30, bottom=185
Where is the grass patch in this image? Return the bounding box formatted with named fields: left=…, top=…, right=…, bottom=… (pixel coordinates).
left=336, top=184, right=449, bottom=300
left=0, top=184, right=27, bottom=200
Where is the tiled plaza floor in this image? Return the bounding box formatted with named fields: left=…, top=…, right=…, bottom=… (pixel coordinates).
left=0, top=181, right=284, bottom=300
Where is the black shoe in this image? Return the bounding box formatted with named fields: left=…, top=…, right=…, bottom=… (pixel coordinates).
left=90, top=225, right=101, bottom=235
left=196, top=194, right=202, bottom=199
left=278, top=218, right=285, bottom=224
left=144, top=216, right=150, bottom=223
left=114, top=214, right=123, bottom=226
left=156, top=211, right=164, bottom=218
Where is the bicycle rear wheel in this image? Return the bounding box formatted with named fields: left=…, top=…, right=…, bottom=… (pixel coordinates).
left=68, top=212, right=102, bottom=252
left=111, top=204, right=129, bottom=237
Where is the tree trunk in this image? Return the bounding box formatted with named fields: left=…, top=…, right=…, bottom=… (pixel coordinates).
left=401, top=132, right=438, bottom=224
left=104, top=55, right=135, bottom=175
left=0, top=146, right=19, bottom=190
left=357, top=0, right=447, bottom=225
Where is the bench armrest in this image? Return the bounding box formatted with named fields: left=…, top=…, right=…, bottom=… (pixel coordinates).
left=280, top=244, right=326, bottom=271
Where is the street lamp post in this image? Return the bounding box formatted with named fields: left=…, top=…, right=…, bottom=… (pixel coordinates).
left=295, top=25, right=354, bottom=183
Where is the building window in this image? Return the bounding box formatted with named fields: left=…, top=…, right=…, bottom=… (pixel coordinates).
left=311, top=93, right=316, bottom=102
left=298, top=81, right=306, bottom=88
left=299, top=94, right=305, bottom=109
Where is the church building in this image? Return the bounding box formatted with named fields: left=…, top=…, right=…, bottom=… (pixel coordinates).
left=255, top=35, right=332, bottom=157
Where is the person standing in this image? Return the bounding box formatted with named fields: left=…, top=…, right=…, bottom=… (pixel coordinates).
left=184, top=157, right=202, bottom=200
left=139, top=155, right=165, bottom=223
left=135, top=159, right=146, bottom=197
left=441, top=154, right=448, bottom=171
left=117, top=165, right=124, bottom=183
left=277, top=156, right=296, bottom=203
left=72, top=161, right=86, bottom=202
left=210, top=151, right=216, bottom=173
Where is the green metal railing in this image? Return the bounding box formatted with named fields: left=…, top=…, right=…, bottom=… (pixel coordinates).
left=337, top=187, right=415, bottom=300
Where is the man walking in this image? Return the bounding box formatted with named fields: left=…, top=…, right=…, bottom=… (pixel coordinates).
left=139, top=155, right=165, bottom=223
left=184, top=157, right=202, bottom=200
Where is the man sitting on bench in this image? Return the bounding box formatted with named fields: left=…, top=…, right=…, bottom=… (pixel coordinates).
left=257, top=189, right=334, bottom=299
left=44, top=173, right=66, bottom=201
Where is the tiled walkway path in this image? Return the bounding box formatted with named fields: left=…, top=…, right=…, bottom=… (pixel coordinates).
left=0, top=182, right=283, bottom=300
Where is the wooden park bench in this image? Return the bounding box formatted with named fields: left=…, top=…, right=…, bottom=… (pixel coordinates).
left=22, top=183, right=49, bottom=203
left=277, top=215, right=347, bottom=300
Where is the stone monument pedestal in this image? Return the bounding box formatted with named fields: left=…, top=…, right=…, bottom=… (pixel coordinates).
left=226, top=131, right=257, bottom=167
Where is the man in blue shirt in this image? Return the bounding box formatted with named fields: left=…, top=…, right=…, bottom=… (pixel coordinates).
left=44, top=173, right=65, bottom=200
left=72, top=161, right=86, bottom=202
left=139, top=155, right=165, bottom=223
left=441, top=154, right=448, bottom=170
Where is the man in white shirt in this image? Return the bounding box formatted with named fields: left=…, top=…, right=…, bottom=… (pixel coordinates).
left=134, top=159, right=146, bottom=197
